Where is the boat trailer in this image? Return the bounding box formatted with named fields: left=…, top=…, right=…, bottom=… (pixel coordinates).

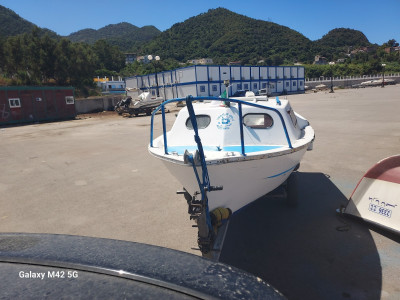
left=175, top=96, right=232, bottom=259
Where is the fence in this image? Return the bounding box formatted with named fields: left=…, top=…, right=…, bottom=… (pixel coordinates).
left=306, top=73, right=400, bottom=83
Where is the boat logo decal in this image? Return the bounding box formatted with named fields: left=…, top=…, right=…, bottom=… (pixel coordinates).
left=216, top=113, right=234, bottom=130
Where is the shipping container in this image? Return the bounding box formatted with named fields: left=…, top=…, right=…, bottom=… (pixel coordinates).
left=0, top=86, right=75, bottom=126
left=125, top=65, right=305, bottom=100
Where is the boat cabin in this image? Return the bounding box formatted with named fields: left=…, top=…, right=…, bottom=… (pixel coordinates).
left=163, top=96, right=309, bottom=157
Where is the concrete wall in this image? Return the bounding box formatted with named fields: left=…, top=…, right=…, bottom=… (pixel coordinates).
left=75, top=95, right=124, bottom=114
left=305, top=75, right=400, bottom=89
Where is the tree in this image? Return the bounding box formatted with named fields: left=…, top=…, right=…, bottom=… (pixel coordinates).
left=54, top=38, right=72, bottom=85
left=39, top=34, right=57, bottom=82
left=386, top=39, right=399, bottom=47
left=93, top=39, right=125, bottom=72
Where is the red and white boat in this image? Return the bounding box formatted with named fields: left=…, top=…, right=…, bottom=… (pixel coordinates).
left=345, top=155, right=400, bottom=233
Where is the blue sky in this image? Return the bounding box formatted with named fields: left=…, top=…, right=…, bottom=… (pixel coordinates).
left=1, top=0, right=399, bottom=45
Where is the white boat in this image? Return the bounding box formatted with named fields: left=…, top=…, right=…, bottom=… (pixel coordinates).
left=116, top=91, right=164, bottom=116
left=149, top=93, right=315, bottom=214
left=132, top=91, right=163, bottom=108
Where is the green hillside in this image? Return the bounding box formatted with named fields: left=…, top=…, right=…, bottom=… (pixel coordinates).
left=316, top=28, right=370, bottom=48
left=143, top=8, right=314, bottom=65
left=67, top=22, right=161, bottom=51
left=1, top=4, right=399, bottom=85
left=0, top=5, right=57, bottom=38
left=0, top=4, right=382, bottom=65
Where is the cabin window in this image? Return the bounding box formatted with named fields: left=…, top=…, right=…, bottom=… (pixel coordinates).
left=237, top=84, right=242, bottom=90
left=299, top=81, right=303, bottom=87
left=186, top=115, right=211, bottom=130
left=243, top=113, right=273, bottom=129
left=9, top=98, right=21, bottom=108
left=262, top=83, right=267, bottom=89
left=212, top=85, right=218, bottom=92
left=244, top=84, right=249, bottom=90
left=65, top=96, right=74, bottom=105
left=200, top=85, right=206, bottom=93
left=286, top=82, right=290, bottom=87
left=253, top=83, right=258, bottom=90
left=293, top=81, right=297, bottom=87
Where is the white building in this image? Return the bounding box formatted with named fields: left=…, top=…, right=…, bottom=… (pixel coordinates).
left=187, top=58, right=214, bottom=65
left=125, top=65, right=305, bottom=100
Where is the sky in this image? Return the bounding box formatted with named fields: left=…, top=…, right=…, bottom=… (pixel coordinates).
left=1, top=0, right=399, bottom=45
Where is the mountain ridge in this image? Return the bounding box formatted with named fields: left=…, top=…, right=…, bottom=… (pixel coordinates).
left=0, top=5, right=373, bottom=64
left=0, top=5, right=58, bottom=38
left=67, top=22, right=161, bottom=49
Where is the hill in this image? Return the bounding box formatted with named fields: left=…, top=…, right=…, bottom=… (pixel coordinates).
left=0, top=5, right=57, bottom=38
left=0, top=5, right=382, bottom=65
left=67, top=22, right=161, bottom=51
left=316, top=28, right=371, bottom=48
left=0, top=5, right=159, bottom=51
left=142, top=8, right=314, bottom=64
left=311, top=28, right=372, bottom=60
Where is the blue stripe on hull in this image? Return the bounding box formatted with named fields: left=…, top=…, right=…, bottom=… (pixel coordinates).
left=167, top=145, right=282, bottom=155
left=267, top=165, right=296, bottom=178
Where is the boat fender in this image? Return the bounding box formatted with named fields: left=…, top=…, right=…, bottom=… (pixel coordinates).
left=210, top=207, right=232, bottom=230
left=276, top=96, right=281, bottom=106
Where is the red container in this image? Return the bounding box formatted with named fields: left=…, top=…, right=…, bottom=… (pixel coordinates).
left=0, top=86, right=75, bottom=125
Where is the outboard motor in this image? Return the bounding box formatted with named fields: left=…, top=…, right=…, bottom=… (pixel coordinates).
left=115, top=97, right=132, bottom=114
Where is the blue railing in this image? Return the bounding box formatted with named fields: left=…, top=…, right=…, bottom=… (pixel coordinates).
left=150, top=95, right=293, bottom=156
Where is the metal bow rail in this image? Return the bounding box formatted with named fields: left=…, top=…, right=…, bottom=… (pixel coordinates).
left=150, top=95, right=293, bottom=155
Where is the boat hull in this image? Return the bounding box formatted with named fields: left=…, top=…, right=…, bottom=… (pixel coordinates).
left=160, top=148, right=307, bottom=213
